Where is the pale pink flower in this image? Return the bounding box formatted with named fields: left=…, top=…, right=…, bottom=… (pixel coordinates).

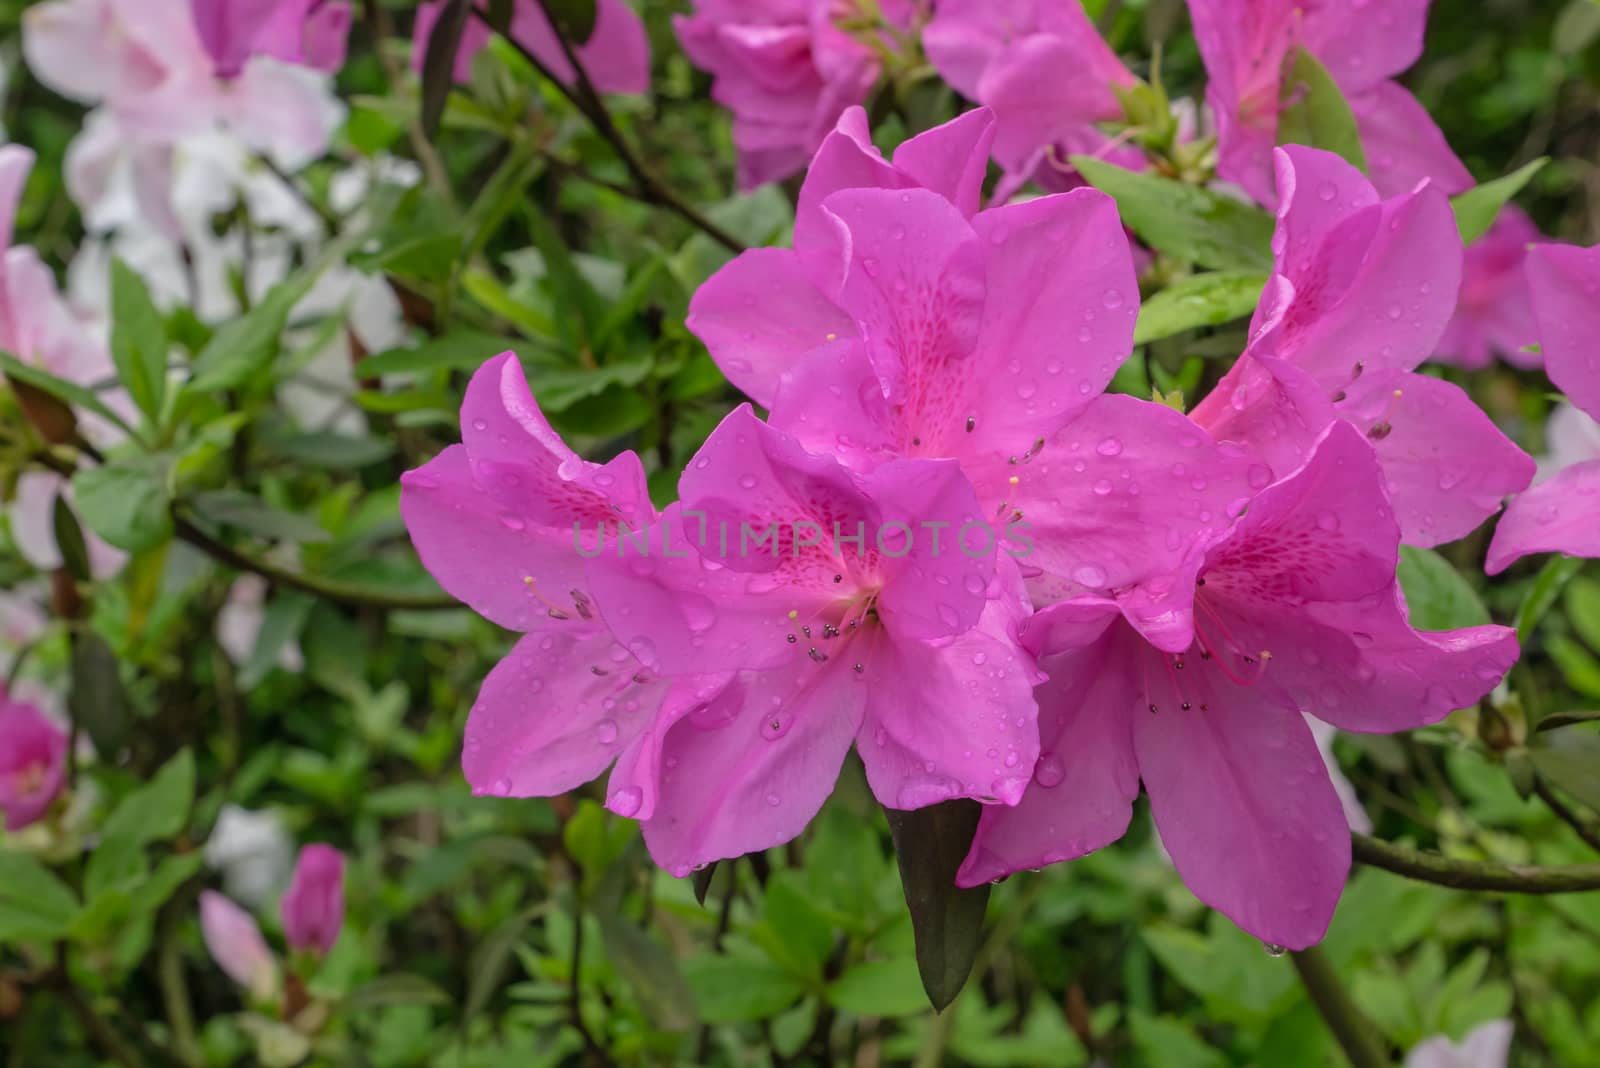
left=1191, top=146, right=1533, bottom=548
left=216, top=576, right=305, bottom=673
left=199, top=890, right=279, bottom=1000
left=1434, top=208, right=1543, bottom=371
left=1405, top=1020, right=1513, bottom=1068
left=23, top=0, right=343, bottom=170
left=923, top=0, right=1143, bottom=192
left=0, top=689, right=69, bottom=831
left=280, top=843, right=344, bottom=955
left=959, top=423, right=1517, bottom=948
left=1188, top=0, right=1470, bottom=206
left=674, top=0, right=915, bottom=189
left=412, top=0, right=649, bottom=94
left=1487, top=243, right=1600, bottom=572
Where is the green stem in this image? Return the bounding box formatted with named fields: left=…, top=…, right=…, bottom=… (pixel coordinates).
left=1290, top=945, right=1390, bottom=1068
left=481, top=7, right=745, bottom=253
left=172, top=511, right=458, bottom=612
left=1353, top=833, right=1600, bottom=892
left=1533, top=779, right=1600, bottom=855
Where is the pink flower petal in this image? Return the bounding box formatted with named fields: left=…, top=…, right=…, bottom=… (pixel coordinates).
left=638, top=662, right=864, bottom=876
left=1486, top=460, right=1600, bottom=573
left=958, top=612, right=1140, bottom=886
left=1134, top=659, right=1350, bottom=949
left=858, top=582, right=1043, bottom=811
left=1332, top=369, right=1533, bottom=547
left=686, top=247, right=855, bottom=408
left=1351, top=81, right=1472, bottom=198
left=1526, top=243, right=1600, bottom=422
left=280, top=843, right=344, bottom=955
left=464, top=625, right=670, bottom=797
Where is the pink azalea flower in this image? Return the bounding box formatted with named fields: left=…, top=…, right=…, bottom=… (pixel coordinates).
left=586, top=405, right=1046, bottom=875
left=400, top=353, right=704, bottom=804
left=690, top=107, right=1261, bottom=649
left=191, top=0, right=351, bottom=80
left=23, top=0, right=343, bottom=168
left=1486, top=243, right=1600, bottom=572
left=412, top=0, right=649, bottom=94
left=280, top=843, right=344, bottom=955
left=1434, top=208, right=1544, bottom=370
left=0, top=689, right=69, bottom=831
left=199, top=890, right=279, bottom=999
left=923, top=0, right=1143, bottom=192
left=1191, top=146, right=1534, bottom=548
left=1188, top=0, right=1470, bottom=206
left=674, top=0, right=914, bottom=189
left=958, top=423, right=1518, bottom=948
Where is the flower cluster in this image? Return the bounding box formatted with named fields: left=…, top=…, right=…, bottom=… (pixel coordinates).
left=674, top=0, right=922, bottom=189
left=401, top=104, right=1533, bottom=948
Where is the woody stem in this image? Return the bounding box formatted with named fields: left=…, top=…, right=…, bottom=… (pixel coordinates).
left=1290, top=945, right=1391, bottom=1068
left=1352, top=832, right=1600, bottom=892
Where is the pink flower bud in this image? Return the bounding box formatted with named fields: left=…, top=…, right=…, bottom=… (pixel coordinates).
left=0, top=691, right=68, bottom=831
left=280, top=844, right=344, bottom=955
left=199, top=891, right=278, bottom=1000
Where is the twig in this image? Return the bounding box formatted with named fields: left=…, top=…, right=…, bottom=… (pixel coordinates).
left=1290, top=945, right=1391, bottom=1068
left=54, top=954, right=146, bottom=1068
left=1534, top=778, right=1600, bottom=854
left=1352, top=833, right=1600, bottom=892
left=566, top=891, right=615, bottom=1067
left=477, top=7, right=745, bottom=253
left=172, top=511, right=458, bottom=612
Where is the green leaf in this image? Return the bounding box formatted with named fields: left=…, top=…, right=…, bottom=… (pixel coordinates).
left=0, top=852, right=79, bottom=942
left=108, top=258, right=169, bottom=425
left=683, top=956, right=806, bottom=1023
left=420, top=0, right=471, bottom=139
left=344, top=975, right=453, bottom=1010
left=183, top=241, right=350, bottom=396
left=355, top=331, right=543, bottom=378
left=1516, top=555, right=1585, bottom=643
left=1277, top=47, right=1368, bottom=171
left=71, top=455, right=173, bottom=552
left=884, top=799, right=990, bottom=1012
left=70, top=629, right=132, bottom=757
left=1452, top=159, right=1548, bottom=244
left=257, top=429, right=395, bottom=469
left=0, top=350, right=139, bottom=440
left=826, top=958, right=929, bottom=1018
left=1398, top=546, right=1492, bottom=631
left=760, top=872, right=835, bottom=977
left=1134, top=272, right=1267, bottom=345
left=541, top=0, right=598, bottom=43
left=187, top=490, right=331, bottom=544
left=1530, top=730, right=1600, bottom=813
left=530, top=357, right=654, bottom=411
left=99, top=749, right=197, bottom=850
left=1070, top=156, right=1275, bottom=272
left=525, top=207, right=605, bottom=352
left=597, top=915, right=698, bottom=1030
left=51, top=491, right=92, bottom=583
left=1567, top=576, right=1600, bottom=652
left=1130, top=1011, right=1230, bottom=1068
left=1549, top=637, right=1600, bottom=700
left=239, top=592, right=315, bottom=690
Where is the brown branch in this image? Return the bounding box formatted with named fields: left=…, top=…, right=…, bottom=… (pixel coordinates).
left=477, top=7, right=745, bottom=253
left=1534, top=778, right=1600, bottom=854
left=1353, top=833, right=1600, bottom=892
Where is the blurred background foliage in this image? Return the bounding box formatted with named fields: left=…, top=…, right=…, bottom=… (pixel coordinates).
left=1, top=0, right=1599, bottom=1066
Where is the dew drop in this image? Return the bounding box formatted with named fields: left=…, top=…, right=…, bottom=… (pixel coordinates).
left=609, top=786, right=642, bottom=817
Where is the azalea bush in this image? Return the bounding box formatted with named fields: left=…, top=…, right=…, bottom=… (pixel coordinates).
left=3, top=0, right=1600, bottom=1065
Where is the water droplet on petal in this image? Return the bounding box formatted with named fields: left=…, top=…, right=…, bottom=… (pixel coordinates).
left=609, top=787, right=642, bottom=817
left=1033, top=753, right=1066, bottom=788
